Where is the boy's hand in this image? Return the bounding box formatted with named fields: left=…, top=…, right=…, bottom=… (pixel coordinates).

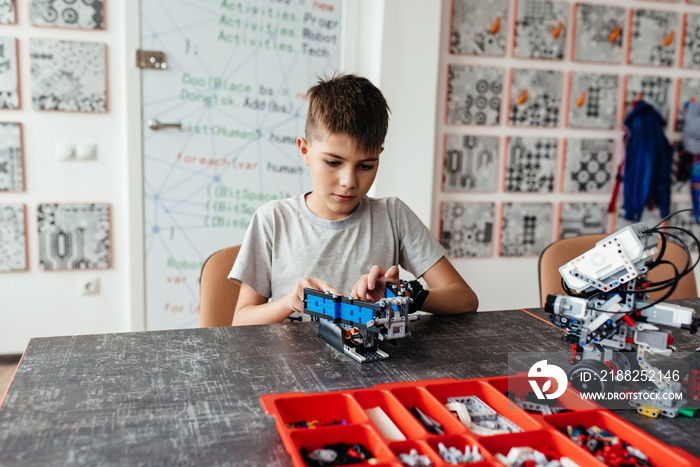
left=351, top=265, right=400, bottom=303
left=289, top=278, right=341, bottom=314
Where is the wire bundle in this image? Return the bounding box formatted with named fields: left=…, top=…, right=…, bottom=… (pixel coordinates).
left=561, top=209, right=700, bottom=314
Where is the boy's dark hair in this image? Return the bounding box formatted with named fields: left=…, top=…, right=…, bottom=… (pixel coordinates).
left=305, top=74, right=390, bottom=154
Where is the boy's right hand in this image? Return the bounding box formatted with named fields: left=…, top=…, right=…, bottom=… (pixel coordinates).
left=351, top=265, right=400, bottom=302
left=289, top=278, right=341, bottom=314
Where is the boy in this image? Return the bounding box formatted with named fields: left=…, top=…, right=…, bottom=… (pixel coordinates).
left=229, top=74, right=478, bottom=325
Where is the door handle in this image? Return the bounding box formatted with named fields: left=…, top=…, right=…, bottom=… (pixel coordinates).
left=147, top=119, right=182, bottom=130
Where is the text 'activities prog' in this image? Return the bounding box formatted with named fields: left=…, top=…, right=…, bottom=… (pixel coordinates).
left=216, top=0, right=339, bottom=58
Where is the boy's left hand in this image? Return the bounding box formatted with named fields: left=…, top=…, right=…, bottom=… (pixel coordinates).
left=351, top=265, right=400, bottom=302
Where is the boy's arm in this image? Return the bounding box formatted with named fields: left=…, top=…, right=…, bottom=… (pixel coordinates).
left=420, top=256, right=478, bottom=314
left=233, top=279, right=341, bottom=325
left=352, top=257, right=478, bottom=314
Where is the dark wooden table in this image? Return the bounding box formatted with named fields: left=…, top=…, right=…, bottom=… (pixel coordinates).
left=1, top=304, right=699, bottom=466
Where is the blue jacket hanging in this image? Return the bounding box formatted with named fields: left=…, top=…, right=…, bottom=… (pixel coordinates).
left=622, top=100, right=672, bottom=221
left=683, top=101, right=700, bottom=222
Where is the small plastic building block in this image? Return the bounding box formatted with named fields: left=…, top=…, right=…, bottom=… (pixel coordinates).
left=446, top=395, right=522, bottom=436
left=688, top=363, right=700, bottom=403
left=636, top=404, right=660, bottom=418
left=564, top=424, right=651, bottom=466
left=408, top=406, right=444, bottom=435
left=397, top=449, right=432, bottom=467
left=365, top=406, right=405, bottom=441
left=437, top=442, right=482, bottom=464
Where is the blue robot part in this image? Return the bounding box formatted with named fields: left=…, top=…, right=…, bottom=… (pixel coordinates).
left=303, top=286, right=417, bottom=363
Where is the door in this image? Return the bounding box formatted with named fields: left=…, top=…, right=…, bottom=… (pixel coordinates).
left=140, top=0, right=342, bottom=329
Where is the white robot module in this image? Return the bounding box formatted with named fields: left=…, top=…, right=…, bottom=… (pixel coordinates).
left=545, top=222, right=700, bottom=418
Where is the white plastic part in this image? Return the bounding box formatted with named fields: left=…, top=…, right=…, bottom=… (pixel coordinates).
left=559, top=226, right=657, bottom=292
left=365, top=406, right=405, bottom=441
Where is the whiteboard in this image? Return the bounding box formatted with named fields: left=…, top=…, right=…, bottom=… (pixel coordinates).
left=141, top=0, right=342, bottom=329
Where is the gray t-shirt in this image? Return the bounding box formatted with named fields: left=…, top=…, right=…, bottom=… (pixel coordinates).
left=229, top=193, right=445, bottom=322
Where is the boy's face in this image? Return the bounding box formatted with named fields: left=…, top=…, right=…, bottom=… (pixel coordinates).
left=298, top=132, right=381, bottom=221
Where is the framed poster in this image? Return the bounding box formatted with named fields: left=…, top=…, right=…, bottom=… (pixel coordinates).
left=509, top=68, right=562, bottom=127
left=513, top=0, right=568, bottom=60
left=447, top=65, right=503, bottom=125
left=629, top=9, right=678, bottom=67
left=0, top=204, right=26, bottom=272
left=30, top=39, right=107, bottom=112
left=562, top=138, right=615, bottom=193
left=29, top=0, right=105, bottom=29
left=500, top=202, right=553, bottom=257
left=567, top=72, right=619, bottom=129
left=442, top=134, right=499, bottom=192
left=38, top=203, right=111, bottom=270
left=0, top=37, right=19, bottom=109
left=505, top=136, right=557, bottom=193
left=440, top=202, right=495, bottom=257
left=573, top=3, right=625, bottom=64
left=450, top=0, right=507, bottom=56
left=0, top=122, right=23, bottom=191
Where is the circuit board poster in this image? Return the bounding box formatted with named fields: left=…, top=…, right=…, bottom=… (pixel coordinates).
left=141, top=0, right=342, bottom=329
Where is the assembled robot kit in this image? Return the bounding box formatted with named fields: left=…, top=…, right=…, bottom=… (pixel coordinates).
left=544, top=219, right=700, bottom=417
left=302, top=281, right=425, bottom=363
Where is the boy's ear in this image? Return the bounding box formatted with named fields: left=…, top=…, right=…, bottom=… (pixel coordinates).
left=297, top=137, right=310, bottom=166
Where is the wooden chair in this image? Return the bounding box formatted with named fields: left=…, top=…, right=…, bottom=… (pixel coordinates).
left=199, top=245, right=241, bottom=327
left=538, top=234, right=697, bottom=306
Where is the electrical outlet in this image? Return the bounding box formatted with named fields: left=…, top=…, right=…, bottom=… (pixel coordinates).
left=76, top=143, right=97, bottom=160
left=78, top=278, right=100, bottom=295
left=56, top=142, right=76, bottom=161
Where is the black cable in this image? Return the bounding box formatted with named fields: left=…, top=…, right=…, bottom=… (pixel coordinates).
left=650, top=208, right=700, bottom=229
left=634, top=260, right=680, bottom=311
left=642, top=259, right=683, bottom=291
left=561, top=277, right=600, bottom=299
left=634, top=227, right=692, bottom=310
left=651, top=226, right=700, bottom=275
left=644, top=229, right=691, bottom=282
left=560, top=212, right=700, bottom=313
left=645, top=230, right=668, bottom=270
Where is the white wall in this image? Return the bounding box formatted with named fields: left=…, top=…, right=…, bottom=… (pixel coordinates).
left=370, top=0, right=533, bottom=312
left=0, top=3, right=132, bottom=353
left=373, top=0, right=441, bottom=226
left=3, top=0, right=698, bottom=354
left=430, top=0, right=700, bottom=311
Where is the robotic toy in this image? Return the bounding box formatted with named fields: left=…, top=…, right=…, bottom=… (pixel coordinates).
left=303, top=283, right=418, bottom=363
left=545, top=222, right=700, bottom=417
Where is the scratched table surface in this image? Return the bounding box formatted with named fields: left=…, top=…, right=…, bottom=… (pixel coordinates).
left=1, top=305, right=699, bottom=466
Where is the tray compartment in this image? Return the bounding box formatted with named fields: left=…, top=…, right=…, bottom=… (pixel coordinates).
left=478, top=429, right=604, bottom=466
left=487, top=374, right=600, bottom=413
left=352, top=388, right=428, bottom=441
left=389, top=440, right=443, bottom=466
left=544, top=409, right=697, bottom=467
left=390, top=385, right=467, bottom=436
left=425, top=434, right=493, bottom=465
left=271, top=392, right=367, bottom=429
left=425, top=380, right=541, bottom=435
left=289, top=423, right=395, bottom=466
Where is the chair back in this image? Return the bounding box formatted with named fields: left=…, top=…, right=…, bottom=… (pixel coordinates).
left=538, top=234, right=697, bottom=306
left=200, top=245, right=241, bottom=327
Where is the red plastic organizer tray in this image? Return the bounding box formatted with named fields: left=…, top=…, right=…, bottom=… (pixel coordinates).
left=260, top=375, right=698, bottom=466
